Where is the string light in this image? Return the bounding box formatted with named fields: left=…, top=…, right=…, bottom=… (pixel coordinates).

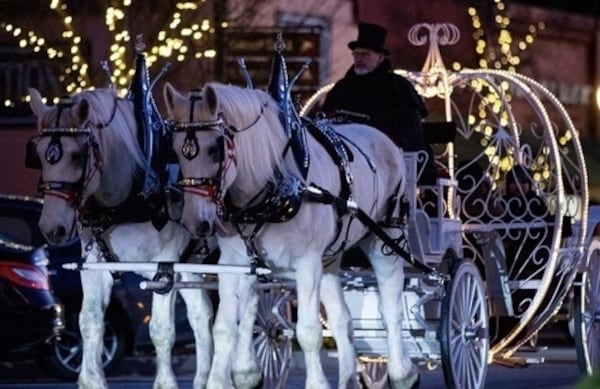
left=1, top=0, right=219, bottom=99
left=465, top=1, right=555, bottom=180
left=468, top=1, right=544, bottom=74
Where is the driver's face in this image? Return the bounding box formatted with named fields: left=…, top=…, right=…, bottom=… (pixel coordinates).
left=352, top=49, right=385, bottom=75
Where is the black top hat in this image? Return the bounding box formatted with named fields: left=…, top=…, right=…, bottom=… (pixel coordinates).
left=348, top=22, right=390, bottom=55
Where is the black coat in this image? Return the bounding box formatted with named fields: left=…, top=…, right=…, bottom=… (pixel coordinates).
left=321, top=59, right=428, bottom=152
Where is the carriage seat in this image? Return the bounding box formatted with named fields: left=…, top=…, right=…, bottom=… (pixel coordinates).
left=403, top=121, right=461, bottom=264
left=421, top=121, right=457, bottom=144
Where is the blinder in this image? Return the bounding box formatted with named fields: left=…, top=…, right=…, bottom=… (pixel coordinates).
left=213, top=136, right=225, bottom=163
left=162, top=128, right=179, bottom=164
left=25, top=137, right=42, bottom=169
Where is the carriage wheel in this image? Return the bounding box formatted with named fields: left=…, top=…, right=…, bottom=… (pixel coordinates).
left=440, top=259, right=489, bottom=389
left=358, top=357, right=390, bottom=389
left=575, top=237, right=600, bottom=375
left=253, top=288, right=294, bottom=389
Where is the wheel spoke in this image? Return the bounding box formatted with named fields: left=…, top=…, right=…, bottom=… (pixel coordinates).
left=254, top=290, right=292, bottom=388
left=450, top=342, right=462, bottom=382
left=442, top=262, right=488, bottom=389
left=467, top=276, right=477, bottom=319
left=459, top=278, right=470, bottom=322
left=61, top=346, right=81, bottom=365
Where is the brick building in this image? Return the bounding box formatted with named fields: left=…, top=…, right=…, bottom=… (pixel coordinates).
left=2, top=0, right=600, bottom=196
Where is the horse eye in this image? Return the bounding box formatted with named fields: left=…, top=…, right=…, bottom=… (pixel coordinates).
left=207, top=145, right=223, bottom=163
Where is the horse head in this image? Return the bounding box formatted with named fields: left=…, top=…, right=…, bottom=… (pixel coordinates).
left=28, top=88, right=141, bottom=243
left=163, top=82, right=238, bottom=238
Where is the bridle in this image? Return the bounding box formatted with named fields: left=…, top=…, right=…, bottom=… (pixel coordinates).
left=27, top=96, right=119, bottom=209
left=166, top=116, right=236, bottom=217
left=165, top=89, right=267, bottom=217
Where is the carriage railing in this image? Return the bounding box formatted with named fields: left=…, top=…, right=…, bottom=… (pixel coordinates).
left=403, top=150, right=462, bottom=264
left=400, top=22, right=588, bottom=360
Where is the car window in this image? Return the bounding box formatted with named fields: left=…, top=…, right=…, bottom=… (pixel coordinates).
left=0, top=216, right=34, bottom=246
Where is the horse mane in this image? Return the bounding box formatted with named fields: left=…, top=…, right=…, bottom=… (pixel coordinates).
left=42, top=88, right=146, bottom=176
left=207, top=82, right=288, bottom=186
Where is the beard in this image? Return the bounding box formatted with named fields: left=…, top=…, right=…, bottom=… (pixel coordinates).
left=353, top=65, right=370, bottom=75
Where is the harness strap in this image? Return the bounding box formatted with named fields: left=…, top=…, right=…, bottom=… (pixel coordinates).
left=92, top=228, right=119, bottom=262
left=305, top=119, right=354, bottom=216
left=180, top=238, right=211, bottom=262
left=303, top=184, right=438, bottom=275
left=234, top=222, right=269, bottom=281
left=80, top=175, right=169, bottom=231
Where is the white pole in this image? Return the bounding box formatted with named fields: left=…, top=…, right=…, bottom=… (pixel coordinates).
left=62, top=261, right=272, bottom=276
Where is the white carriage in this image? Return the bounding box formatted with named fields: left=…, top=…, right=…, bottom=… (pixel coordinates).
left=296, top=22, right=596, bottom=388
left=57, top=23, right=599, bottom=389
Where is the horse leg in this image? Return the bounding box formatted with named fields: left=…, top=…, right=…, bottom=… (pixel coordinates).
left=207, top=272, right=241, bottom=389
left=178, top=272, right=214, bottom=389
left=365, top=238, right=418, bottom=389
left=320, top=270, right=359, bottom=389
left=232, top=278, right=262, bottom=389
left=77, top=267, right=113, bottom=389
left=149, top=288, right=178, bottom=389
left=295, top=254, right=330, bottom=389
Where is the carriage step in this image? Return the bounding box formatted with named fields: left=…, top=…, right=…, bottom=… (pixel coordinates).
left=492, top=354, right=544, bottom=367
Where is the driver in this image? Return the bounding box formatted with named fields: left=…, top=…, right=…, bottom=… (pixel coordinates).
left=321, top=22, right=435, bottom=184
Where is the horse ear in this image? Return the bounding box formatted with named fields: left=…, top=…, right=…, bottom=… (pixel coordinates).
left=163, top=82, right=184, bottom=118
left=74, top=98, right=90, bottom=124
left=204, top=85, right=218, bottom=116
left=28, top=88, right=51, bottom=118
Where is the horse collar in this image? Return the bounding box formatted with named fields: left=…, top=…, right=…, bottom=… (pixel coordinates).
left=226, top=172, right=304, bottom=224
left=79, top=182, right=170, bottom=232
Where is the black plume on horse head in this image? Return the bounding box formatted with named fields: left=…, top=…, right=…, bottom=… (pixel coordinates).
left=127, top=38, right=173, bottom=229
left=128, top=49, right=158, bottom=192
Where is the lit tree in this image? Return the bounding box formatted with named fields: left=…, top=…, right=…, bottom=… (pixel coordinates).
left=440, top=0, right=546, bottom=71
left=465, top=0, right=545, bottom=72
left=461, top=0, right=554, bottom=184
left=0, top=0, right=264, bottom=104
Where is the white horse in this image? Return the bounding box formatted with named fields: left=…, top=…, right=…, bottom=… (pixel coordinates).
left=164, top=82, right=419, bottom=389
left=28, top=88, right=214, bottom=389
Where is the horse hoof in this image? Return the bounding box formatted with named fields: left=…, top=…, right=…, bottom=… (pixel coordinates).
left=389, top=370, right=419, bottom=389
left=232, top=372, right=263, bottom=389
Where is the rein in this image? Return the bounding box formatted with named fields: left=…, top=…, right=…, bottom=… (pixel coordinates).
left=303, top=185, right=440, bottom=276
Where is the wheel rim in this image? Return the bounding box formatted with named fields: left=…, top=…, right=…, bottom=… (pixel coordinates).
left=581, top=240, right=600, bottom=375
left=52, top=315, right=119, bottom=374
left=52, top=324, right=83, bottom=374
left=442, top=261, right=489, bottom=389
left=253, top=289, right=293, bottom=389
left=358, top=357, right=389, bottom=388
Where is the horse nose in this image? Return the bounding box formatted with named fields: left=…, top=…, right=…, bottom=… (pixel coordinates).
left=44, top=225, right=68, bottom=244
left=197, top=220, right=214, bottom=237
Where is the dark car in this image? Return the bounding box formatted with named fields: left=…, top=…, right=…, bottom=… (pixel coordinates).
left=0, top=194, right=197, bottom=381
left=0, top=240, right=64, bottom=355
